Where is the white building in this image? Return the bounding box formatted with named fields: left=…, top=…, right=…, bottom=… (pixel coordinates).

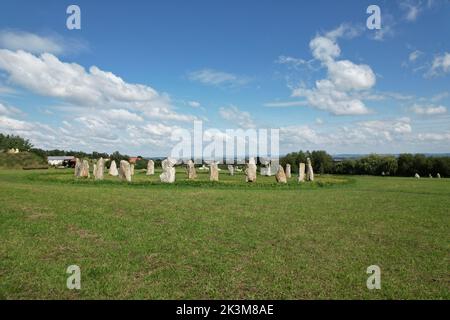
left=47, top=156, right=75, bottom=166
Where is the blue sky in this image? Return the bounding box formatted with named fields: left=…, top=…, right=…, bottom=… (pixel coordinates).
left=0, top=0, right=449, bottom=156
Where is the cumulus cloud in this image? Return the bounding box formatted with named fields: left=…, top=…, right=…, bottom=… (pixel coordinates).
left=188, top=68, right=250, bottom=87
left=284, top=25, right=377, bottom=115
left=0, top=42, right=201, bottom=155
left=0, top=49, right=195, bottom=122
left=219, top=105, right=255, bottom=129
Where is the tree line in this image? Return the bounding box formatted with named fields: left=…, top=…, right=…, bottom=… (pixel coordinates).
left=280, top=151, right=450, bottom=177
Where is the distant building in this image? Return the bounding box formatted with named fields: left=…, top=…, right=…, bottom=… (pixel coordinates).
left=47, top=156, right=75, bottom=166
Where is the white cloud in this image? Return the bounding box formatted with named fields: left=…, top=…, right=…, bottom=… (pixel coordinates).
left=0, top=49, right=194, bottom=122
left=0, top=30, right=85, bottom=55
left=219, top=105, right=255, bottom=129
left=324, top=23, right=363, bottom=41
left=277, top=118, right=415, bottom=153
left=371, top=14, right=396, bottom=41
left=309, top=36, right=341, bottom=63
left=417, top=132, right=450, bottom=142
left=264, top=101, right=308, bottom=108
left=0, top=103, right=21, bottom=116
left=411, top=104, right=447, bottom=115
left=188, top=101, right=201, bottom=108
left=292, top=80, right=371, bottom=115
left=327, top=60, right=376, bottom=91
left=425, top=52, right=450, bottom=77
left=400, top=1, right=422, bottom=21
left=287, top=26, right=376, bottom=116
left=100, top=109, right=144, bottom=122
left=275, top=55, right=309, bottom=69
left=0, top=115, right=33, bottom=131
left=188, top=68, right=250, bottom=87
left=431, top=92, right=449, bottom=102
left=409, top=50, right=423, bottom=62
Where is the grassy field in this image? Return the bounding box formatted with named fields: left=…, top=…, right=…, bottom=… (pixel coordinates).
left=0, top=168, right=448, bottom=299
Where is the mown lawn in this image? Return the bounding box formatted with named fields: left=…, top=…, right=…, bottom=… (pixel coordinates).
left=0, top=168, right=448, bottom=299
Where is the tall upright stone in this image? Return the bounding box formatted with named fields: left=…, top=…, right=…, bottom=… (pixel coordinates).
left=298, top=163, right=306, bottom=182
left=109, top=160, right=119, bottom=176
left=285, top=164, right=291, bottom=179
left=228, top=165, right=234, bottom=176
left=209, top=162, right=219, bottom=181
left=306, top=157, right=314, bottom=181
left=160, top=158, right=176, bottom=183
left=415, top=173, right=420, bottom=179
left=186, top=160, right=197, bottom=180
left=119, top=160, right=132, bottom=182
left=260, top=158, right=276, bottom=176
left=146, top=160, right=155, bottom=175
left=437, top=173, right=441, bottom=179
left=94, top=157, right=105, bottom=180
left=246, top=157, right=257, bottom=182
left=275, top=165, right=287, bottom=183
left=74, top=158, right=82, bottom=177
left=80, top=160, right=90, bottom=178
left=130, top=164, right=135, bottom=176
left=93, top=164, right=97, bottom=177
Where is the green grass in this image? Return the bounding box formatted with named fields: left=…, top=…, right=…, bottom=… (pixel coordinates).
left=0, top=168, right=448, bottom=299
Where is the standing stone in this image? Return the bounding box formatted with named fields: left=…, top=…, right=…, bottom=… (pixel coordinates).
left=186, top=160, right=197, bottom=180
left=437, top=173, right=441, bottom=179
left=74, top=158, right=82, bottom=177
left=228, top=165, right=234, bottom=176
left=245, top=157, right=257, bottom=182
left=130, top=164, right=135, bottom=176
left=275, top=165, right=287, bottom=183
left=298, top=163, right=306, bottom=182
left=306, top=158, right=314, bottom=181
left=146, top=160, right=155, bottom=175
left=93, top=164, right=97, bottom=177
left=415, top=173, right=420, bottom=179
left=119, top=160, right=132, bottom=182
left=80, top=160, right=90, bottom=178
left=260, top=160, right=272, bottom=176
left=285, top=164, right=291, bottom=179
left=209, top=162, right=219, bottom=181
left=160, top=158, right=176, bottom=183
left=94, top=157, right=105, bottom=180
left=109, top=160, right=119, bottom=176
